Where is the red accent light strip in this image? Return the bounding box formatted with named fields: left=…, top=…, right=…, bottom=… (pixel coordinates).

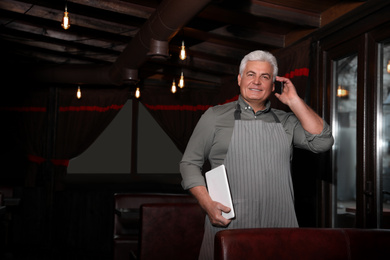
left=284, top=68, right=309, bottom=79
left=27, top=154, right=69, bottom=167
left=28, top=154, right=46, bottom=164
left=59, top=104, right=124, bottom=112
left=51, top=159, right=69, bottom=167
left=144, top=95, right=239, bottom=111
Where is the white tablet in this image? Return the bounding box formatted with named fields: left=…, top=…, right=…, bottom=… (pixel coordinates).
left=205, top=164, right=235, bottom=219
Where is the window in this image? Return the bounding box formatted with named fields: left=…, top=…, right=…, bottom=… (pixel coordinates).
left=332, top=54, right=358, bottom=227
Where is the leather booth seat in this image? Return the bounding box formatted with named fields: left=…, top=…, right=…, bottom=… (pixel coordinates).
left=113, top=193, right=198, bottom=260
left=138, top=203, right=205, bottom=260
left=214, top=228, right=390, bottom=260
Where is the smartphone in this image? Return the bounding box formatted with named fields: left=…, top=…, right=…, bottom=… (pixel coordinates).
left=274, top=81, right=283, bottom=94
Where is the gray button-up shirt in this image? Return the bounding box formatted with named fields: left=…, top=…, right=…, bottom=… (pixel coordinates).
left=180, top=95, right=334, bottom=190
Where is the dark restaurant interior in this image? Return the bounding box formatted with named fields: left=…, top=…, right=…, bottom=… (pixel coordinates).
left=1, top=0, right=390, bottom=259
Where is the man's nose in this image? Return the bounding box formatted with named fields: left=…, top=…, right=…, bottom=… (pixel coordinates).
left=253, top=76, right=261, bottom=85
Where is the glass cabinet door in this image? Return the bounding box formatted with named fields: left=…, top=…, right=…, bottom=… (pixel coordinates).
left=380, top=43, right=390, bottom=228
left=333, top=54, right=358, bottom=227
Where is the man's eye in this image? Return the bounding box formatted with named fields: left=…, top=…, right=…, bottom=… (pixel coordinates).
left=262, top=75, right=270, bottom=80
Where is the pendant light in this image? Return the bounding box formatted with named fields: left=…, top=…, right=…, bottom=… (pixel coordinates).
left=180, top=41, right=186, bottom=60
left=178, top=71, right=184, bottom=88
left=61, top=2, right=70, bottom=30
left=171, top=79, right=177, bottom=93
left=76, top=86, right=81, bottom=99
left=135, top=87, right=141, bottom=98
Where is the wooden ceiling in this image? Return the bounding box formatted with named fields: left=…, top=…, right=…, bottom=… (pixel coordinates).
left=1, top=0, right=367, bottom=88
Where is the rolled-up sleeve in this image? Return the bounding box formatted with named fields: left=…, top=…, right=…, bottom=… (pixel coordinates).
left=180, top=108, right=216, bottom=190
left=293, top=119, right=334, bottom=153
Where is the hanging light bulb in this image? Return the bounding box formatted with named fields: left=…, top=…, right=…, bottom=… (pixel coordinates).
left=61, top=3, right=70, bottom=30
left=135, top=87, right=141, bottom=98
left=77, top=86, right=81, bottom=99
left=171, top=79, right=177, bottom=93
left=178, top=71, right=184, bottom=88
left=180, top=41, right=186, bottom=60
left=387, top=60, right=390, bottom=73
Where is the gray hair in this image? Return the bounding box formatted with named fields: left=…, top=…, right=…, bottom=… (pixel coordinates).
left=239, top=50, right=278, bottom=81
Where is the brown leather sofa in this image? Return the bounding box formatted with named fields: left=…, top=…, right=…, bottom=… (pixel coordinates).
left=214, top=228, right=390, bottom=260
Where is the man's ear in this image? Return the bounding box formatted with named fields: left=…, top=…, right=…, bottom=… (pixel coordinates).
left=237, top=74, right=241, bottom=86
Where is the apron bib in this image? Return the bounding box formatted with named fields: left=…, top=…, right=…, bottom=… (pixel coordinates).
left=198, top=106, right=298, bottom=260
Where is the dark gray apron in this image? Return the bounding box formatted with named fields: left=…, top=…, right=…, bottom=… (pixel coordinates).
left=198, top=105, right=298, bottom=260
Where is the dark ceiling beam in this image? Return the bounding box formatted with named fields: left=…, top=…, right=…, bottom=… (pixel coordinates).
left=284, top=28, right=316, bottom=48
left=0, top=27, right=121, bottom=58
left=259, top=0, right=347, bottom=12
left=4, top=38, right=117, bottom=64
left=182, top=27, right=283, bottom=51
left=169, top=46, right=239, bottom=67
left=320, top=1, right=365, bottom=27
left=8, top=0, right=147, bottom=28
left=69, top=0, right=155, bottom=19
left=2, top=39, right=109, bottom=64
left=250, top=0, right=321, bottom=27
left=142, top=77, right=220, bottom=92
left=0, top=9, right=131, bottom=44
left=182, top=56, right=238, bottom=77
left=198, top=3, right=306, bottom=33
left=139, top=62, right=223, bottom=87
left=152, top=55, right=237, bottom=78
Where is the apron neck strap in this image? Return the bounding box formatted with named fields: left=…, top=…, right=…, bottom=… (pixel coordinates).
left=234, top=104, right=242, bottom=120
left=270, top=110, right=280, bottom=123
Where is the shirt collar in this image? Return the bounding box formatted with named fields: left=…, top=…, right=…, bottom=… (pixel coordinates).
left=238, top=95, right=271, bottom=114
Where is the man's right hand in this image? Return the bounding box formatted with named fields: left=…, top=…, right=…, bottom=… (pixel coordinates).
left=190, top=186, right=232, bottom=227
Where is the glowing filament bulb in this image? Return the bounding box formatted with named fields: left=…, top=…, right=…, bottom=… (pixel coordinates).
left=180, top=41, right=186, bottom=60
left=62, top=6, right=70, bottom=30
left=178, top=72, right=184, bottom=88
left=135, top=87, right=141, bottom=98
left=171, top=79, right=177, bottom=93
left=387, top=60, right=390, bottom=73
left=77, top=86, right=81, bottom=99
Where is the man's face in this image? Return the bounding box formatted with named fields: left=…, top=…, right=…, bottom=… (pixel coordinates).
left=238, top=60, right=275, bottom=108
